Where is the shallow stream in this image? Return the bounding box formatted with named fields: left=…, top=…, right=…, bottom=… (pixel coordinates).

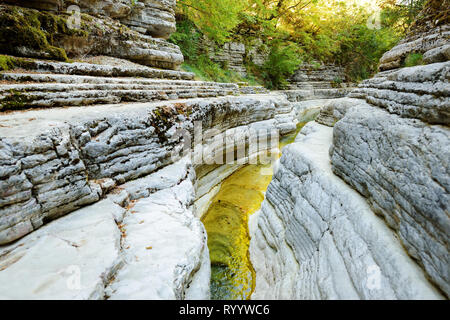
left=201, top=122, right=306, bottom=300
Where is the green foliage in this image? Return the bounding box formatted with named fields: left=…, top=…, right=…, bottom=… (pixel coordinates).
left=182, top=57, right=248, bottom=84
left=0, top=89, right=34, bottom=111
left=170, top=16, right=261, bottom=84
left=380, top=0, right=427, bottom=33
left=169, top=19, right=201, bottom=61
left=0, top=55, right=16, bottom=71
left=173, top=0, right=429, bottom=87
left=260, top=42, right=302, bottom=89
left=403, top=52, right=424, bottom=67
left=177, top=0, right=245, bottom=43
left=335, top=24, right=400, bottom=81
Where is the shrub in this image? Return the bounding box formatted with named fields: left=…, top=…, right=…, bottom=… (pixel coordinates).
left=403, top=52, right=424, bottom=67
left=260, top=42, right=302, bottom=90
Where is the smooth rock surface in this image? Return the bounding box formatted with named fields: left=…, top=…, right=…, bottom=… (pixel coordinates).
left=0, top=158, right=211, bottom=300
left=316, top=98, right=369, bottom=127
left=0, top=199, right=124, bottom=300
left=105, top=158, right=211, bottom=300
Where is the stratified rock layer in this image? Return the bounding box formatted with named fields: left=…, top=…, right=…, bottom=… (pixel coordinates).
left=350, top=62, right=450, bottom=125
left=0, top=94, right=295, bottom=245
left=288, top=64, right=347, bottom=90
left=2, top=0, right=177, bottom=39
left=0, top=4, right=183, bottom=69
left=204, top=39, right=247, bottom=76
left=250, top=122, right=443, bottom=299
left=378, top=0, right=449, bottom=71
left=0, top=158, right=211, bottom=300
left=331, top=103, right=450, bottom=296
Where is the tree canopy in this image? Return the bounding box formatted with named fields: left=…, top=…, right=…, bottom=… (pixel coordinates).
left=173, top=0, right=429, bottom=88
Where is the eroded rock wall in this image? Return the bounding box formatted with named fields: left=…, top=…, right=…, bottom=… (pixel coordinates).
left=249, top=122, right=443, bottom=299
left=379, top=0, right=449, bottom=71
left=288, top=64, right=347, bottom=90
left=331, top=76, right=450, bottom=296
left=0, top=94, right=295, bottom=245
left=2, top=0, right=177, bottom=38
left=250, top=14, right=449, bottom=299
left=0, top=93, right=297, bottom=299
left=0, top=3, right=182, bottom=69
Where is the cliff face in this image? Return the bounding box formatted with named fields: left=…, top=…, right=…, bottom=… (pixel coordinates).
left=379, top=0, right=449, bottom=71
left=2, top=0, right=177, bottom=38
left=250, top=121, right=443, bottom=299
left=0, top=1, right=182, bottom=69
left=250, top=5, right=449, bottom=299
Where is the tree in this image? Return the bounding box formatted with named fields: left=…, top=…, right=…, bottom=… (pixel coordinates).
left=177, top=0, right=246, bottom=43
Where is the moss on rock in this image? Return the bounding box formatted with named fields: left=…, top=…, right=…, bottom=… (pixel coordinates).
left=0, top=5, right=88, bottom=61
left=0, top=90, right=34, bottom=111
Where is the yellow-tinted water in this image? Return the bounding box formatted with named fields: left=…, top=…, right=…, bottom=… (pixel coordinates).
left=201, top=122, right=306, bottom=300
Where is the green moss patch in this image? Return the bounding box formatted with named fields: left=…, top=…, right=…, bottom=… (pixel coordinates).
left=403, top=52, right=424, bottom=67
left=0, top=5, right=88, bottom=61
left=0, top=90, right=34, bottom=111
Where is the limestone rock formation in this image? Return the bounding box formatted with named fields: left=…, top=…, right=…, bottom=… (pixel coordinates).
left=288, top=64, right=347, bottom=90
left=204, top=39, right=247, bottom=76
left=250, top=4, right=449, bottom=299
left=0, top=199, right=124, bottom=299
left=2, top=0, right=177, bottom=38
left=280, top=64, right=354, bottom=103
left=331, top=100, right=450, bottom=296
left=378, top=0, right=449, bottom=71
left=314, top=97, right=370, bottom=126
left=0, top=159, right=210, bottom=299
left=330, top=14, right=450, bottom=295
left=249, top=122, right=443, bottom=299
left=121, top=0, right=177, bottom=39
left=0, top=93, right=295, bottom=245
left=0, top=3, right=183, bottom=69
left=349, top=62, right=450, bottom=124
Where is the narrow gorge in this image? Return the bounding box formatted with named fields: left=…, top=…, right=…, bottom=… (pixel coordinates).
left=0, top=0, right=448, bottom=301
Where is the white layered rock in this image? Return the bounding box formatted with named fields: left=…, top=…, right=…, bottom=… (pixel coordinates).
left=0, top=157, right=211, bottom=300
left=331, top=105, right=450, bottom=296
left=315, top=97, right=369, bottom=127
left=204, top=39, right=247, bottom=76
left=249, top=122, right=443, bottom=300
left=0, top=4, right=184, bottom=70
left=0, top=199, right=124, bottom=300
left=121, top=0, right=177, bottom=39
left=379, top=23, right=449, bottom=71
left=0, top=94, right=295, bottom=244
left=349, top=62, right=450, bottom=125
left=288, top=64, right=347, bottom=90
left=105, top=158, right=210, bottom=300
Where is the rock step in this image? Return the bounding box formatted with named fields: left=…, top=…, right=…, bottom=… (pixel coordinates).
left=0, top=88, right=236, bottom=109
left=0, top=82, right=238, bottom=94
left=0, top=72, right=241, bottom=110
left=287, top=81, right=335, bottom=89
left=0, top=72, right=236, bottom=88
left=7, top=58, right=195, bottom=80
left=239, top=86, right=269, bottom=95
left=281, top=88, right=353, bottom=102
